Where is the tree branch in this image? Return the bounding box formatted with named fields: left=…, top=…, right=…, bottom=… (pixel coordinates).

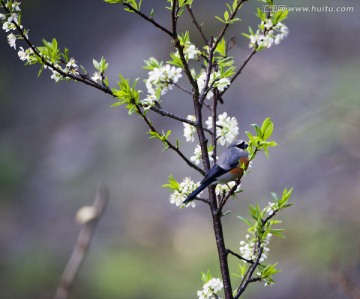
left=136, top=105, right=205, bottom=175
left=235, top=243, right=263, bottom=299
left=226, top=249, right=254, bottom=264
left=214, top=0, right=248, bottom=51
left=54, top=185, right=109, bottom=299
left=121, top=3, right=174, bottom=38
left=220, top=49, right=257, bottom=97
left=186, top=5, right=208, bottom=44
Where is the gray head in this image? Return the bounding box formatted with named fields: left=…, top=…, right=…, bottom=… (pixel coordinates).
left=229, top=140, right=248, bottom=150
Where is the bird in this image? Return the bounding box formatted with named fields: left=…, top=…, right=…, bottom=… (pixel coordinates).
left=183, top=140, right=249, bottom=204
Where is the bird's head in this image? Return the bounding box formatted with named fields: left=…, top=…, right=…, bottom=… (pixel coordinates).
left=231, top=140, right=248, bottom=150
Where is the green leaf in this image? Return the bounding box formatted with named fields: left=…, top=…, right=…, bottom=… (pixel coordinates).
left=143, top=57, right=162, bottom=70
left=237, top=216, right=252, bottom=227
left=215, top=15, right=226, bottom=23
left=104, top=0, right=122, bottom=3
left=251, top=123, right=262, bottom=138
left=224, top=10, right=229, bottom=21
left=261, top=117, right=274, bottom=140
left=162, top=174, right=180, bottom=190
left=201, top=270, right=212, bottom=283
left=237, top=263, right=247, bottom=278
left=167, top=52, right=184, bottom=68
left=270, top=228, right=286, bottom=238
left=215, top=38, right=226, bottom=56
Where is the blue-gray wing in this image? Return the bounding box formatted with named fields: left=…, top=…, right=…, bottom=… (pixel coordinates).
left=217, top=147, right=246, bottom=170
left=200, top=164, right=227, bottom=185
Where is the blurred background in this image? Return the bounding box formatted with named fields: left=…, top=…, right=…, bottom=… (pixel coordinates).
left=1, top=0, right=359, bottom=298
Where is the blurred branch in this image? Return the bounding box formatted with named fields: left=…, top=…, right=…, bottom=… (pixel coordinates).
left=329, top=260, right=360, bottom=299
left=53, top=185, right=109, bottom=299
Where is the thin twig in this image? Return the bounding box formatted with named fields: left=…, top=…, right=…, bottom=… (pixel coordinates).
left=150, top=105, right=213, bottom=134
left=218, top=178, right=241, bottom=212
left=122, top=3, right=174, bottom=37
left=214, top=0, right=248, bottom=51
left=186, top=5, right=208, bottom=44
left=220, top=49, right=257, bottom=97
left=235, top=243, right=263, bottom=299
left=174, top=82, right=193, bottom=95
left=136, top=105, right=205, bottom=175
left=0, top=1, right=113, bottom=96
left=226, top=249, right=254, bottom=264
left=54, top=185, right=109, bottom=299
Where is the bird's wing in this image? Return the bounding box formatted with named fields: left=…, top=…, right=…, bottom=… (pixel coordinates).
left=200, top=164, right=227, bottom=185
left=217, top=147, right=245, bottom=170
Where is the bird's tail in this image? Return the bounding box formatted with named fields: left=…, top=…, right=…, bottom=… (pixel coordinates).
left=183, top=181, right=212, bottom=205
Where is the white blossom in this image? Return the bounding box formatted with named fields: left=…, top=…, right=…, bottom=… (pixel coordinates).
left=197, top=278, right=224, bottom=299
left=64, top=57, right=79, bottom=75
left=140, top=94, right=157, bottom=110
left=91, top=71, right=102, bottom=82
left=0, top=13, right=6, bottom=20
left=17, top=47, right=32, bottom=61
left=50, top=69, right=62, bottom=83
left=8, top=13, right=18, bottom=24
left=249, top=21, right=289, bottom=49
left=2, top=21, right=16, bottom=32
left=206, top=112, right=239, bottom=146
left=169, top=177, right=199, bottom=208
left=145, top=64, right=182, bottom=96
left=190, top=145, right=214, bottom=165
left=263, top=19, right=273, bottom=30
left=183, top=43, right=201, bottom=60
left=197, top=70, right=230, bottom=100
left=183, top=115, right=197, bottom=142
left=273, top=22, right=289, bottom=45
left=239, top=233, right=272, bottom=263
left=239, top=234, right=256, bottom=261
left=215, top=181, right=241, bottom=196
left=11, top=1, right=21, bottom=11
left=7, top=33, right=16, bottom=48
left=266, top=202, right=277, bottom=215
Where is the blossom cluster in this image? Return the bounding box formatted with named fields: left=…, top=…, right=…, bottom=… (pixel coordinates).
left=197, top=70, right=230, bottom=100
left=175, top=41, right=201, bottom=61
left=190, top=145, right=214, bottom=165
left=145, top=64, right=183, bottom=96
left=197, top=278, right=224, bottom=299
left=249, top=19, right=289, bottom=50
left=140, top=63, right=183, bottom=109
left=1, top=1, right=81, bottom=83
left=169, top=177, right=199, bottom=208
left=215, top=181, right=241, bottom=196
left=1, top=1, right=22, bottom=50
left=183, top=115, right=197, bottom=142
left=239, top=233, right=272, bottom=262
left=206, top=112, right=239, bottom=146
left=183, top=112, right=239, bottom=146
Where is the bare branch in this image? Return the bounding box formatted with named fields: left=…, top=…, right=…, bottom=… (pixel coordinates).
left=186, top=5, right=208, bottom=44
left=220, top=49, right=257, bottom=97
left=54, top=185, right=109, bottom=299
left=226, top=249, right=254, bottom=264
left=136, top=105, right=205, bottom=175
left=121, top=3, right=174, bottom=38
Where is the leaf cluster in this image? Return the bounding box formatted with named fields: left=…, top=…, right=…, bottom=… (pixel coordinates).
left=111, top=76, right=141, bottom=114
left=246, top=117, right=277, bottom=159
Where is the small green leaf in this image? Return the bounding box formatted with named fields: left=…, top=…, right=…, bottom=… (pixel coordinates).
left=237, top=216, right=252, bottom=226
left=162, top=174, right=180, bottom=190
